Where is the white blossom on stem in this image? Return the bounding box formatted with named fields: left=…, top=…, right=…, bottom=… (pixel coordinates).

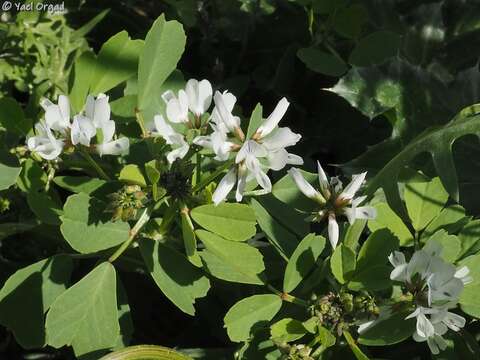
left=288, top=161, right=376, bottom=248
left=27, top=122, right=64, bottom=160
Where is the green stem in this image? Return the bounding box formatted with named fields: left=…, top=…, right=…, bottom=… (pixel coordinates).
left=192, top=160, right=233, bottom=193
left=80, top=150, right=111, bottom=181
left=135, top=109, right=148, bottom=138
left=195, top=152, right=202, bottom=187
left=108, top=207, right=151, bottom=263
left=266, top=284, right=309, bottom=307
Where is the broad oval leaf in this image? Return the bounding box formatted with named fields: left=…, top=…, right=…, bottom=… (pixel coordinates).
left=90, top=31, right=144, bottom=95
left=358, top=310, right=415, bottom=346
left=138, top=15, right=186, bottom=121
left=283, top=233, right=325, bottom=293
left=196, top=230, right=265, bottom=285
left=404, top=177, right=449, bottom=231
left=0, top=256, right=73, bottom=349
left=330, top=244, right=356, bottom=284
left=191, top=203, right=256, bottom=242
left=224, top=294, right=282, bottom=342
left=0, top=97, right=30, bottom=136
left=368, top=202, right=413, bottom=246
left=46, top=262, right=119, bottom=357
left=0, top=151, right=21, bottom=191
left=100, top=345, right=191, bottom=360
left=349, top=31, right=400, bottom=67
left=53, top=176, right=107, bottom=194
left=139, top=238, right=209, bottom=316
left=270, top=318, right=307, bottom=343
left=119, top=164, right=147, bottom=187
left=297, top=47, right=348, bottom=77
left=60, top=193, right=130, bottom=253
left=458, top=254, right=480, bottom=318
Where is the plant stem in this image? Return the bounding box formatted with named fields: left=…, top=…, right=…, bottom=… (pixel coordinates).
left=195, top=152, right=202, bottom=187
left=192, top=160, right=233, bottom=193
left=108, top=207, right=151, bottom=263
left=266, top=284, right=309, bottom=307
left=135, top=109, right=148, bottom=138
left=80, top=150, right=111, bottom=181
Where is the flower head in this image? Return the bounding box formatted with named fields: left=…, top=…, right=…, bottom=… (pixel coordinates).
left=288, top=162, right=376, bottom=248
left=209, top=97, right=302, bottom=204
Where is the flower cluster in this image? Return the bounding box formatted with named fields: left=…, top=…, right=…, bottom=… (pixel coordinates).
left=288, top=162, right=376, bottom=248
left=27, top=94, right=129, bottom=160
left=152, top=78, right=303, bottom=204
left=389, top=240, right=472, bottom=354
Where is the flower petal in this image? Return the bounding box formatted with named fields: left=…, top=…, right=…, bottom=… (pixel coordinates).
left=288, top=168, right=323, bottom=201
left=340, top=172, right=367, bottom=200
left=212, top=168, right=237, bottom=205
left=328, top=214, right=339, bottom=248
left=186, top=78, right=213, bottom=116
left=256, top=97, right=289, bottom=137
left=97, top=137, right=129, bottom=156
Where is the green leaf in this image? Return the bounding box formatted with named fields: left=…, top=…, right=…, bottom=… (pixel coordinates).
left=90, top=31, right=144, bottom=94
left=246, top=103, right=263, bottom=139
left=0, top=256, right=72, bottom=349
left=349, top=31, right=400, bottom=67
left=283, top=233, right=325, bottom=293
left=0, top=151, right=21, bottom=191
left=368, top=203, right=413, bottom=246
left=426, top=230, right=461, bottom=263
left=60, top=193, right=130, bottom=253
left=458, top=254, right=480, bottom=318
left=224, top=294, right=282, bottom=342
left=139, top=238, right=209, bottom=316
left=364, top=109, right=480, bottom=219
left=250, top=198, right=299, bottom=259
left=138, top=15, right=186, bottom=120
left=330, top=244, right=356, bottom=284
left=27, top=191, right=63, bottom=225
left=17, top=158, right=47, bottom=192
left=181, top=209, right=202, bottom=267
left=297, top=47, right=348, bottom=77
left=0, top=97, right=30, bottom=136
left=356, top=229, right=399, bottom=269
left=404, top=177, right=449, bottom=231
left=53, top=176, right=107, bottom=194
left=348, top=229, right=398, bottom=291
left=422, top=204, right=469, bottom=240
left=110, top=95, right=137, bottom=119
left=344, top=219, right=367, bottom=250
left=196, top=230, right=265, bottom=285
left=458, top=219, right=480, bottom=259
left=270, top=318, right=307, bottom=342
left=145, top=161, right=161, bottom=185
left=100, top=345, right=191, bottom=360
left=72, top=9, right=109, bottom=39
left=190, top=203, right=256, bottom=242
left=69, top=52, right=97, bottom=113
left=333, top=4, right=368, bottom=39
left=358, top=310, right=415, bottom=346
left=46, top=262, right=119, bottom=356
left=119, top=164, right=147, bottom=187
left=255, top=194, right=309, bottom=238
left=326, top=66, right=401, bottom=120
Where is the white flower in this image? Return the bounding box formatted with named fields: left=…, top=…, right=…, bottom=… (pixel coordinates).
left=211, top=90, right=240, bottom=133
left=162, top=89, right=189, bottom=124
left=27, top=122, right=64, bottom=160
left=288, top=161, right=376, bottom=248
left=153, top=115, right=189, bottom=163
left=455, top=266, right=473, bottom=285
left=212, top=167, right=237, bottom=205
left=84, top=94, right=129, bottom=156
left=70, top=115, right=96, bottom=147
left=388, top=251, right=408, bottom=281
left=431, top=308, right=466, bottom=332
left=185, top=79, right=213, bottom=117
left=427, top=263, right=464, bottom=306
left=208, top=97, right=302, bottom=205
left=40, top=95, right=70, bottom=133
